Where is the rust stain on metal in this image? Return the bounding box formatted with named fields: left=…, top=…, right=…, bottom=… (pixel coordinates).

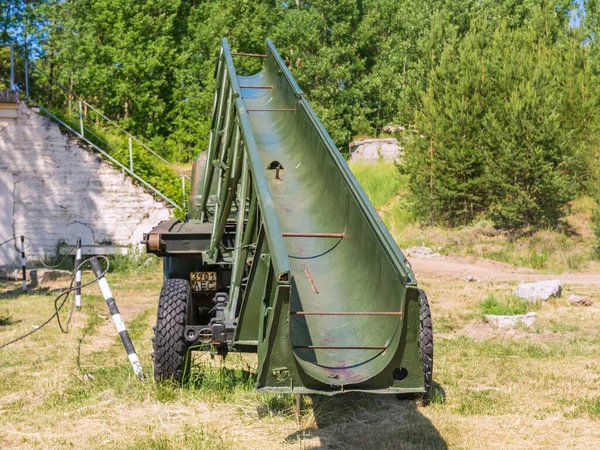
left=282, top=231, right=345, bottom=238
left=231, top=52, right=267, bottom=58
left=247, top=108, right=297, bottom=112
left=290, top=311, right=402, bottom=316
left=293, top=345, right=387, bottom=350
left=301, top=264, right=319, bottom=294
left=239, top=85, right=273, bottom=89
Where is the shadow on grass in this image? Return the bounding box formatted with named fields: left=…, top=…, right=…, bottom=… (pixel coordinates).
left=0, top=284, right=58, bottom=299
left=0, top=273, right=72, bottom=298
left=0, top=311, right=20, bottom=326
left=287, top=382, right=447, bottom=450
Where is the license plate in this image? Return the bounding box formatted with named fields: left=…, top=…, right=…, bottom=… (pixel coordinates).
left=190, top=272, right=217, bottom=291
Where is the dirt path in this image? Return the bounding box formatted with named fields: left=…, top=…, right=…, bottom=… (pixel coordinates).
left=408, top=255, right=600, bottom=285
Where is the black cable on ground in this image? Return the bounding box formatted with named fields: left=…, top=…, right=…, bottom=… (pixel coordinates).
left=0, top=256, right=110, bottom=350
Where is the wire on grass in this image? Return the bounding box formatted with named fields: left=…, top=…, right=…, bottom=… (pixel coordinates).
left=0, top=256, right=110, bottom=349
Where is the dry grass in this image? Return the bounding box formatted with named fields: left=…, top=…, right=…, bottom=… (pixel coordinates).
left=1, top=263, right=600, bottom=449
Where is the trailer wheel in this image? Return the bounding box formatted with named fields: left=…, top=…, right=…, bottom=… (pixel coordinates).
left=153, top=278, right=191, bottom=383
left=419, top=289, right=434, bottom=401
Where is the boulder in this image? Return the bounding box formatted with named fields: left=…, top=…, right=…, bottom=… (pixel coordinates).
left=485, top=312, right=537, bottom=328
left=405, top=246, right=441, bottom=259
left=568, top=294, right=593, bottom=307
left=33, top=269, right=72, bottom=284
left=0, top=268, right=71, bottom=284
left=0, top=268, right=26, bottom=281
left=348, top=138, right=403, bottom=163
left=382, top=124, right=405, bottom=134
left=515, top=280, right=562, bottom=302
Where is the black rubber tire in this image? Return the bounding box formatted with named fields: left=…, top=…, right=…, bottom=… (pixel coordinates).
left=419, top=289, right=434, bottom=400
left=153, top=278, right=191, bottom=383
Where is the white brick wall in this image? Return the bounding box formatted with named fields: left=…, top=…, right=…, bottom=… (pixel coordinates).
left=0, top=102, right=170, bottom=266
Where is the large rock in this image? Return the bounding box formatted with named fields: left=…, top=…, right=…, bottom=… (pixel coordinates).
left=382, top=124, right=405, bottom=133
left=515, top=280, right=562, bottom=302
left=568, top=294, right=593, bottom=306
left=0, top=268, right=25, bottom=281
left=485, top=312, right=537, bottom=328
left=0, top=268, right=71, bottom=284
left=405, top=246, right=441, bottom=259
left=348, top=138, right=403, bottom=163
left=32, top=269, right=72, bottom=284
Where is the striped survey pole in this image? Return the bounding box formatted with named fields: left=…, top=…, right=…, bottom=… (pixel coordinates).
left=89, top=257, right=145, bottom=380
left=20, top=236, right=27, bottom=292
left=75, top=238, right=82, bottom=309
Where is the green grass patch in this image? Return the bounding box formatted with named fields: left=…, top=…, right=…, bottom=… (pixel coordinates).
left=456, top=389, right=511, bottom=416
left=559, top=396, right=600, bottom=419
left=575, top=397, right=600, bottom=419
left=186, top=362, right=256, bottom=399
left=125, top=425, right=233, bottom=450
left=350, top=161, right=402, bottom=209
left=106, top=248, right=161, bottom=274
left=548, top=319, right=580, bottom=334
left=0, top=309, right=12, bottom=326
left=479, top=294, right=529, bottom=316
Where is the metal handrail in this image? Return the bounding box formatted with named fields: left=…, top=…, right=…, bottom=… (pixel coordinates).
left=29, top=63, right=189, bottom=180
left=219, top=38, right=291, bottom=280
left=28, top=97, right=181, bottom=209
left=1, top=44, right=188, bottom=210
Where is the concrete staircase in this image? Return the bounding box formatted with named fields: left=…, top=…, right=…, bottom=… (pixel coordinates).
left=0, top=90, right=18, bottom=119
left=0, top=95, right=170, bottom=267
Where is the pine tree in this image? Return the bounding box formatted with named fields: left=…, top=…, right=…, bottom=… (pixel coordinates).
left=404, top=21, right=490, bottom=226
left=405, top=6, right=596, bottom=230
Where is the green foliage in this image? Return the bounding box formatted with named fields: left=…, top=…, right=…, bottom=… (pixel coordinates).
left=479, top=294, right=529, bottom=316
left=106, top=248, right=160, bottom=274
left=405, top=9, right=597, bottom=229
left=3, top=0, right=600, bottom=234
left=592, top=196, right=600, bottom=258
left=125, top=425, right=233, bottom=450
left=0, top=309, right=12, bottom=326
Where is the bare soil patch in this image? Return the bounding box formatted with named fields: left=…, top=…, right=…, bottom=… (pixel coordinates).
left=409, top=255, right=600, bottom=285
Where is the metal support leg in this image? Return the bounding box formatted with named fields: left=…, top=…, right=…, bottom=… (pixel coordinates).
left=75, top=237, right=82, bottom=309
left=199, top=58, right=228, bottom=216
left=128, top=136, right=133, bottom=172
left=295, top=394, right=302, bottom=424
left=78, top=100, right=84, bottom=137
left=9, top=45, right=14, bottom=91
left=90, top=257, right=145, bottom=381
left=25, top=60, right=29, bottom=98
left=20, top=236, right=27, bottom=292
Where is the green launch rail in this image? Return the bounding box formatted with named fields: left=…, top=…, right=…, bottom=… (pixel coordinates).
left=145, top=38, right=433, bottom=396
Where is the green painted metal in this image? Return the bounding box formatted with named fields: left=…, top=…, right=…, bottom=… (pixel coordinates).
left=182, top=38, right=424, bottom=395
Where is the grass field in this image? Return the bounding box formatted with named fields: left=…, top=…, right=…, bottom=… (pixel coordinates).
left=1, top=260, right=600, bottom=449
